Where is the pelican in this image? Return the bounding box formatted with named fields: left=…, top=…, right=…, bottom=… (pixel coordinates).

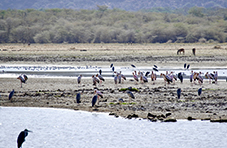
left=17, top=75, right=28, bottom=88
left=17, top=129, right=32, bottom=148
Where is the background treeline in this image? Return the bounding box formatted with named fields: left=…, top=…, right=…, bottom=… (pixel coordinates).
left=0, top=7, right=227, bottom=44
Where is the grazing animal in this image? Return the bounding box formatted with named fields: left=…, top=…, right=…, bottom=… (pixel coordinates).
left=192, top=48, right=196, bottom=56
left=17, top=75, right=28, bottom=88
left=177, top=88, right=181, bottom=99
left=17, top=129, right=32, bottom=148
left=177, top=48, right=185, bottom=55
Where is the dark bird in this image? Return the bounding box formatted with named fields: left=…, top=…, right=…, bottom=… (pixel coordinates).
left=77, top=75, right=82, bottom=84
left=154, top=65, right=158, bottom=68
left=177, top=88, right=181, bottom=99
left=76, top=93, right=81, bottom=103
left=9, top=89, right=14, bottom=102
left=178, top=72, right=183, bottom=83
left=126, top=90, right=135, bottom=102
left=110, top=63, right=113, bottom=68
left=198, top=88, right=202, bottom=96
left=119, top=98, right=124, bottom=103
left=112, top=67, right=115, bottom=72
left=145, top=71, right=150, bottom=77
left=92, top=95, right=98, bottom=107
left=131, top=64, right=136, bottom=68
left=187, top=64, right=190, bottom=69
left=17, top=129, right=32, bottom=148
left=17, top=75, right=28, bottom=88
left=99, top=69, right=102, bottom=75
left=184, top=63, right=187, bottom=69
left=153, top=67, right=158, bottom=72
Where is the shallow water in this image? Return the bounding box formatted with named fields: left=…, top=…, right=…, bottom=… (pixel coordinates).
left=0, top=107, right=227, bottom=148
left=0, top=64, right=226, bottom=80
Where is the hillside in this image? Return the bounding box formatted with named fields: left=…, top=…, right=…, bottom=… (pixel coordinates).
left=1, top=0, right=227, bottom=11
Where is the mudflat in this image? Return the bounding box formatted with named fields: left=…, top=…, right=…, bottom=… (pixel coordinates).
left=0, top=43, right=227, bottom=122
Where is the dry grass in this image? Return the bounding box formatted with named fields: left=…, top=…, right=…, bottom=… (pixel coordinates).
left=0, top=43, right=227, bottom=57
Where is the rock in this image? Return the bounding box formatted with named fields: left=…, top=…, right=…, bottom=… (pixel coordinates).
left=166, top=112, right=172, bottom=117
left=210, top=119, right=227, bottom=123
left=187, top=116, right=196, bottom=121
left=147, top=113, right=156, bottom=118
left=163, top=118, right=177, bottom=122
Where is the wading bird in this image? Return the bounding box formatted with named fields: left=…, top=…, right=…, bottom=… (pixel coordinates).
left=17, top=75, right=28, bottom=88
left=178, top=72, right=183, bottom=83
left=76, top=93, right=81, bottom=103
left=9, top=89, right=14, bottom=102
left=77, top=75, right=82, bottom=84
left=126, top=90, right=135, bottom=102
left=92, top=95, right=98, bottom=107
left=177, top=88, right=181, bottom=99
left=198, top=88, right=202, bottom=96
left=97, top=74, right=105, bottom=84
left=131, top=64, right=136, bottom=68
left=17, top=129, right=32, bottom=148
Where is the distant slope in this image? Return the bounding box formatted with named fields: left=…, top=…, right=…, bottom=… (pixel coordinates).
left=0, top=0, right=227, bottom=11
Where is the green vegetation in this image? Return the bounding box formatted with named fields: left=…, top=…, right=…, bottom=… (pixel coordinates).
left=0, top=7, right=227, bottom=44
left=119, top=88, right=139, bottom=92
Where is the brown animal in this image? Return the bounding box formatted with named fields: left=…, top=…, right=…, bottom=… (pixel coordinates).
left=177, top=48, right=185, bottom=55
left=192, top=48, right=196, bottom=56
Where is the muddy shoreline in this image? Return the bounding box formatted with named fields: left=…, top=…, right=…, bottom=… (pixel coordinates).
left=0, top=43, right=227, bottom=122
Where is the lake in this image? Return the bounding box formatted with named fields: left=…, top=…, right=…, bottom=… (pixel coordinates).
left=0, top=107, right=227, bottom=148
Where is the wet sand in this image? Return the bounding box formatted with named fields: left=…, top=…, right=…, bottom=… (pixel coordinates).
left=0, top=43, right=227, bottom=122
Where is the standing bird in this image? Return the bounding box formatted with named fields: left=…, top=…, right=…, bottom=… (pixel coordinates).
left=77, top=75, right=82, bottom=84
left=9, top=89, right=14, bottom=102
left=154, top=65, right=158, bottom=68
left=126, top=90, right=135, bottom=102
left=131, top=64, right=136, bottom=68
left=178, top=72, right=183, bottom=83
left=187, top=64, right=190, bottom=69
left=177, top=88, right=181, bottom=99
left=184, top=63, right=187, bottom=69
left=94, top=89, right=103, bottom=98
left=76, top=93, right=81, bottom=103
left=198, top=88, right=202, bottom=96
left=99, top=69, right=102, bottom=75
left=97, top=74, right=105, bottom=84
left=145, top=71, right=150, bottom=77
left=17, top=129, right=32, bottom=148
left=153, top=67, right=158, bottom=72
left=17, top=75, right=28, bottom=88
left=112, top=66, right=115, bottom=72
left=132, top=72, right=139, bottom=83
left=92, top=95, right=98, bottom=107
left=110, top=63, right=113, bottom=68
